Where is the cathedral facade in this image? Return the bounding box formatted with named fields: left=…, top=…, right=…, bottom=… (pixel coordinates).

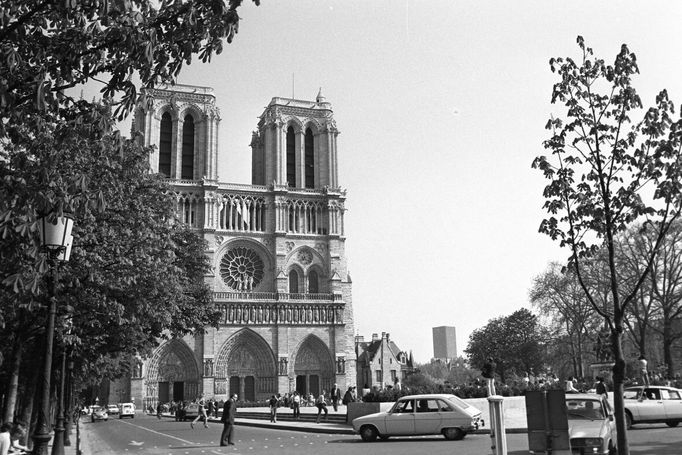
left=118, top=84, right=356, bottom=409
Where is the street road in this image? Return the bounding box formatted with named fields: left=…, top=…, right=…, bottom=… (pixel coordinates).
left=81, top=414, right=682, bottom=455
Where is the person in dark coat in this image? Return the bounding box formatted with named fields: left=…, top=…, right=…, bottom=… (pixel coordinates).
left=220, top=393, right=238, bottom=446
left=330, top=384, right=341, bottom=412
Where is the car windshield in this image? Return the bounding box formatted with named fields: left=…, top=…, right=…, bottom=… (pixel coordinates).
left=566, top=399, right=604, bottom=420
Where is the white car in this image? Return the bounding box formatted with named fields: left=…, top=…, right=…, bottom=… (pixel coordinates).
left=89, top=405, right=108, bottom=422
left=118, top=402, right=135, bottom=419
left=565, top=394, right=617, bottom=455
left=622, top=385, right=682, bottom=429
left=352, top=394, right=482, bottom=442
left=106, top=404, right=119, bottom=415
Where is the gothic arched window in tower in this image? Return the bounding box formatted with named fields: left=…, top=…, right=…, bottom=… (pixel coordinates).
left=159, top=112, right=172, bottom=177
left=220, top=246, right=264, bottom=291
left=308, top=270, right=319, bottom=293
left=289, top=270, right=299, bottom=294
left=181, top=115, right=195, bottom=180
left=304, top=128, right=315, bottom=188
left=286, top=126, right=296, bottom=187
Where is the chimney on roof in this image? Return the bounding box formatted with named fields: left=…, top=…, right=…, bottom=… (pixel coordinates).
left=381, top=332, right=387, bottom=340
left=355, top=335, right=364, bottom=344
left=372, top=333, right=379, bottom=341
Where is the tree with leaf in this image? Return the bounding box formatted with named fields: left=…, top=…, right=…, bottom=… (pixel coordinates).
left=0, top=0, right=260, bottom=126
left=0, top=102, right=220, bottom=430
left=530, top=262, right=602, bottom=378
left=465, top=308, right=547, bottom=383
left=533, top=36, right=682, bottom=453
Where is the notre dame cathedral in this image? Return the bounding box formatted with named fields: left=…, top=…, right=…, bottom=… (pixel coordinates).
left=110, top=84, right=356, bottom=409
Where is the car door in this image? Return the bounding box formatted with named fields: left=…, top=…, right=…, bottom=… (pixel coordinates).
left=385, top=398, right=415, bottom=435
left=661, top=389, right=682, bottom=420
left=636, top=388, right=664, bottom=421
left=413, top=398, right=443, bottom=435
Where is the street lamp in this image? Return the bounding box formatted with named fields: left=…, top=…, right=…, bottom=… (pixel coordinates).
left=32, top=214, right=73, bottom=455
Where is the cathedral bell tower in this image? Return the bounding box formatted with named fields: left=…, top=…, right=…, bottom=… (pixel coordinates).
left=250, top=88, right=339, bottom=189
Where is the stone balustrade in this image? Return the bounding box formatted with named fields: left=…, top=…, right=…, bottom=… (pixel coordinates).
left=216, top=301, right=345, bottom=326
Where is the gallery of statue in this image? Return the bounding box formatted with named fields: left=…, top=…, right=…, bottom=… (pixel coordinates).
left=109, top=85, right=356, bottom=409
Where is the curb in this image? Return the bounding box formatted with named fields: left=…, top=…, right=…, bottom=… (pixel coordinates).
left=235, top=420, right=355, bottom=435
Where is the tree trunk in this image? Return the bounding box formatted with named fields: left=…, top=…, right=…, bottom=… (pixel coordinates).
left=612, top=325, right=630, bottom=455
left=663, top=318, right=674, bottom=376
left=2, top=340, right=23, bottom=423
left=22, top=368, right=39, bottom=452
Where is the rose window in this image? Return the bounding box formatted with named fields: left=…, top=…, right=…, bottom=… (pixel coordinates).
left=220, top=247, right=264, bottom=291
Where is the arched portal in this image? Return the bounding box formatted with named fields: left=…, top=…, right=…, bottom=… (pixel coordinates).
left=145, top=339, right=200, bottom=411
left=215, top=329, right=277, bottom=402
left=292, top=335, right=335, bottom=398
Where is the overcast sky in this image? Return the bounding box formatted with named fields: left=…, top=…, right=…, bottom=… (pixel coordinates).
left=132, top=0, right=682, bottom=363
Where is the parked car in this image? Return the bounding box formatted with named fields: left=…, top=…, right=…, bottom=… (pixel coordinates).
left=89, top=405, right=108, bottom=422
left=118, top=402, right=135, bottom=419
left=565, top=394, right=617, bottom=455
left=352, top=394, right=482, bottom=442
left=621, top=385, right=682, bottom=429
left=106, top=404, right=119, bottom=415
left=183, top=403, right=200, bottom=421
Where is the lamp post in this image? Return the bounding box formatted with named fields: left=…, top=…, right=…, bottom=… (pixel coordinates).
left=32, top=214, right=73, bottom=455
left=52, top=314, right=73, bottom=455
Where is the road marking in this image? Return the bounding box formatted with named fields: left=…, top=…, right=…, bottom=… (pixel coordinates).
left=116, top=419, right=198, bottom=445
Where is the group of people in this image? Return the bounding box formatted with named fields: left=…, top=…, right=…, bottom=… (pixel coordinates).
left=0, top=421, right=28, bottom=455
left=265, top=384, right=360, bottom=424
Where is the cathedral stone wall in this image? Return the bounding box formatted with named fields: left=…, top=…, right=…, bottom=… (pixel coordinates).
left=130, top=86, right=357, bottom=406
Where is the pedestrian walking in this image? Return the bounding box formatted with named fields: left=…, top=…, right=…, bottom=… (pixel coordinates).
left=315, top=390, right=328, bottom=423
left=330, top=383, right=341, bottom=412
left=268, top=394, right=279, bottom=422
left=220, top=393, right=238, bottom=446
left=207, top=399, right=215, bottom=418
left=292, top=391, right=301, bottom=420
left=190, top=393, right=209, bottom=429
left=157, top=401, right=163, bottom=419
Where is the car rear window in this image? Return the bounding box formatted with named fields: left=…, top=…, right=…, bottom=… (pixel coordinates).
left=445, top=395, right=469, bottom=409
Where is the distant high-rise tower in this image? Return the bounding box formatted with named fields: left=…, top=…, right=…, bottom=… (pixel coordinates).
left=432, top=326, right=457, bottom=361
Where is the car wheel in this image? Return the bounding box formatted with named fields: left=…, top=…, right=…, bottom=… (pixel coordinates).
left=666, top=421, right=679, bottom=428
left=359, top=425, right=378, bottom=442
left=625, top=411, right=633, bottom=430
left=443, top=427, right=465, bottom=441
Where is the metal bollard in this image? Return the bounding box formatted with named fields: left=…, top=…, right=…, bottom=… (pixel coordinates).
left=488, top=395, right=507, bottom=455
